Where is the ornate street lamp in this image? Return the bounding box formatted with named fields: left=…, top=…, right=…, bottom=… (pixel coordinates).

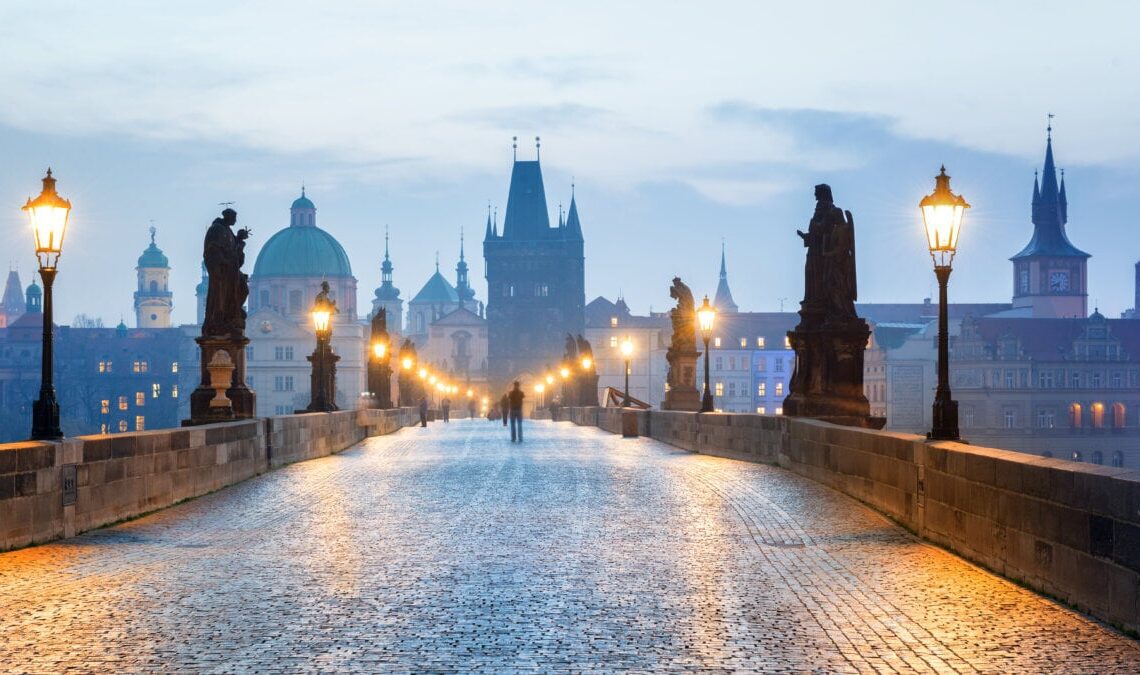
left=921, top=166, right=970, bottom=441
left=368, top=338, right=392, bottom=409
left=304, top=294, right=338, bottom=412
left=697, top=295, right=716, bottom=413
left=23, top=169, right=71, bottom=440
left=620, top=337, right=634, bottom=407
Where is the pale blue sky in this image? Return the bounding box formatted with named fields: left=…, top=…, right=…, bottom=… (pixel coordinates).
left=2, top=1, right=1139, bottom=324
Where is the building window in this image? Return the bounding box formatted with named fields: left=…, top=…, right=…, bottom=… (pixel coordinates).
left=774, top=381, right=784, bottom=396
left=133, top=360, right=149, bottom=374
left=739, top=337, right=747, bottom=348
left=728, top=381, right=736, bottom=397
left=774, top=359, right=784, bottom=373
left=728, top=356, right=736, bottom=370
left=99, top=358, right=112, bottom=373
left=784, top=336, right=791, bottom=349
left=100, top=399, right=110, bottom=414
left=757, top=407, right=766, bottom=414
left=289, top=289, right=303, bottom=312
left=100, top=423, right=108, bottom=435
left=171, top=361, right=178, bottom=373
left=1112, top=451, right=1124, bottom=468
left=1070, top=403, right=1082, bottom=428
left=715, top=382, right=724, bottom=396
left=610, top=317, right=618, bottom=327
left=962, top=408, right=975, bottom=428
left=118, top=396, right=128, bottom=411
left=1004, top=409, right=1016, bottom=428
left=756, top=358, right=766, bottom=372
left=1071, top=451, right=1083, bottom=462
left=1071, top=372, right=1081, bottom=388
left=757, top=382, right=766, bottom=397
left=1092, top=451, right=1104, bottom=465
left=274, top=346, right=295, bottom=361
left=119, top=420, right=128, bottom=432
left=1092, top=402, right=1105, bottom=428
left=1038, top=371, right=1053, bottom=388
left=246, top=346, right=254, bottom=361
left=1114, top=403, right=1126, bottom=428
left=135, top=416, right=145, bottom=432
left=715, top=357, right=723, bottom=370
left=172, top=384, right=179, bottom=398
left=152, top=383, right=161, bottom=398
left=135, top=392, right=145, bottom=407
left=757, top=337, right=765, bottom=348
left=1091, top=372, right=1103, bottom=388
left=775, top=407, right=783, bottom=415
left=1113, top=372, right=1123, bottom=388
left=1004, top=371, right=1014, bottom=388
left=714, top=337, right=722, bottom=348
left=1036, top=409, right=1055, bottom=429
left=535, top=284, right=549, bottom=297
left=609, top=336, right=617, bottom=348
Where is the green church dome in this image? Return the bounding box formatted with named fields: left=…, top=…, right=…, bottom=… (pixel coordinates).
left=252, top=225, right=353, bottom=278
left=137, top=228, right=169, bottom=268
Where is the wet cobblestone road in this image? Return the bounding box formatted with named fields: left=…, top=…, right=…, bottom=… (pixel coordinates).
left=2, top=420, right=1139, bottom=673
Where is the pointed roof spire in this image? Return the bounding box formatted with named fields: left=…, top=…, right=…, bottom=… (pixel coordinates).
left=714, top=240, right=739, bottom=313
left=1012, top=120, right=1088, bottom=261
left=558, top=202, right=564, bottom=228
left=512, top=136, right=518, bottom=161
left=536, top=135, right=541, bottom=161
left=435, top=250, right=440, bottom=272
left=459, top=226, right=466, bottom=262
left=484, top=202, right=494, bottom=240
left=1059, top=168, right=1068, bottom=224
left=493, top=206, right=498, bottom=237
left=564, top=187, right=583, bottom=241
left=384, top=225, right=391, bottom=261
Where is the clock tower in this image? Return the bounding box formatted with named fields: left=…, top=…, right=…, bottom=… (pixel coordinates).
left=1010, top=125, right=1090, bottom=318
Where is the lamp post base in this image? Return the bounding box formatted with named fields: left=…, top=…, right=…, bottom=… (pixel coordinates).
left=928, top=397, right=960, bottom=442
left=31, top=395, right=62, bottom=440
left=700, top=391, right=715, bottom=413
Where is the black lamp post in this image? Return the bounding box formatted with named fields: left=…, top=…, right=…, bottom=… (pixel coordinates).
left=304, top=294, right=339, bottom=412
left=620, top=337, right=633, bottom=406
left=368, top=338, right=392, bottom=409
left=921, top=166, right=969, bottom=441
left=698, top=295, right=716, bottom=413
left=24, top=169, right=71, bottom=440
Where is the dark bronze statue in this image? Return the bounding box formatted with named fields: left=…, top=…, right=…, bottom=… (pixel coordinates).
left=314, top=280, right=337, bottom=318
left=667, top=277, right=696, bottom=354
left=564, top=334, right=578, bottom=364
left=202, top=208, right=251, bottom=337
left=575, top=334, right=593, bottom=364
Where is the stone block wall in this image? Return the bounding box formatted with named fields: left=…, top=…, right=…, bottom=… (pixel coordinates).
left=0, top=407, right=417, bottom=552
left=560, top=406, right=1140, bottom=633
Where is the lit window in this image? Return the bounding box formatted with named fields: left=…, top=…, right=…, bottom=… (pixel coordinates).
left=775, top=407, right=783, bottom=415
left=739, top=337, right=747, bottom=348
left=611, top=317, right=618, bottom=327
left=757, top=337, right=765, bottom=348
left=757, top=407, right=766, bottom=414
left=100, top=423, right=108, bottom=434
left=100, top=399, right=110, bottom=414
left=610, top=336, right=618, bottom=348
left=775, top=382, right=784, bottom=396
left=757, top=382, right=766, bottom=397
left=171, top=361, right=179, bottom=373
left=1092, top=402, right=1105, bottom=429
left=118, top=396, right=128, bottom=411
left=133, top=360, right=148, bottom=374
left=118, top=420, right=128, bottom=432
left=100, top=359, right=113, bottom=373
left=135, top=416, right=145, bottom=432
left=783, top=336, right=791, bottom=349
left=714, top=337, right=721, bottom=348
left=172, top=384, right=179, bottom=398
left=152, top=383, right=161, bottom=398
left=136, top=392, right=145, bottom=407
left=715, top=382, right=724, bottom=396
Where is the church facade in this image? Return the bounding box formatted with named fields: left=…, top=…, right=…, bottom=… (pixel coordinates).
left=483, top=144, right=585, bottom=390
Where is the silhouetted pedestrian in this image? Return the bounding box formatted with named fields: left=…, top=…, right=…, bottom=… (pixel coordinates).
left=508, top=381, right=525, bottom=442
left=500, top=393, right=509, bottom=427
left=418, top=397, right=428, bottom=427
left=441, top=397, right=451, bottom=422
left=468, top=398, right=477, bottom=419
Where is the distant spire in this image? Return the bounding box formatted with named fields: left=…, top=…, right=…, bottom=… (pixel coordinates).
left=493, top=207, right=498, bottom=237
left=720, top=239, right=727, bottom=278
left=1047, top=113, right=1054, bottom=141
left=459, top=227, right=465, bottom=261
left=149, top=224, right=156, bottom=245
left=435, top=251, right=439, bottom=272
left=484, top=203, right=494, bottom=240
left=536, top=135, right=541, bottom=161
left=1059, top=168, right=1068, bottom=224
left=384, top=225, right=390, bottom=261
left=714, top=241, right=739, bottom=313
left=301, top=182, right=306, bottom=198
left=558, top=202, right=564, bottom=227
left=564, top=188, right=583, bottom=241
left=512, top=136, right=518, bottom=161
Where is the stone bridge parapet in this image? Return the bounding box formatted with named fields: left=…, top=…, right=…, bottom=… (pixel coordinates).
left=554, top=406, right=1140, bottom=634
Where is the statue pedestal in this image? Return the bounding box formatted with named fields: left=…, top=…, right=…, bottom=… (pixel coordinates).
left=783, top=318, right=884, bottom=430
left=663, top=349, right=701, bottom=412
left=579, top=373, right=600, bottom=407
left=184, top=335, right=256, bottom=426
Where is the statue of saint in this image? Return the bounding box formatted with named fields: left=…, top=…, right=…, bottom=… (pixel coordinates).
left=824, top=209, right=858, bottom=320
left=667, top=277, right=696, bottom=354
left=575, top=334, right=594, bottom=366
left=797, top=185, right=844, bottom=316
left=202, top=208, right=251, bottom=337
left=314, top=280, right=338, bottom=317
left=564, top=334, right=579, bottom=364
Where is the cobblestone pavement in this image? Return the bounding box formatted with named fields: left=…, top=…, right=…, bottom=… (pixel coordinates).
left=2, top=421, right=1139, bottom=673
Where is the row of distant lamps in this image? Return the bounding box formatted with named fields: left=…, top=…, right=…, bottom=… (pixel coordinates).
left=21, top=167, right=966, bottom=441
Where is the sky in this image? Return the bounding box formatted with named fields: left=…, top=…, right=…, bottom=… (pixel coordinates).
left=2, top=1, right=1140, bottom=325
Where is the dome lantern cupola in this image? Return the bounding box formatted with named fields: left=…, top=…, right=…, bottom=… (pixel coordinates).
left=290, top=186, right=317, bottom=227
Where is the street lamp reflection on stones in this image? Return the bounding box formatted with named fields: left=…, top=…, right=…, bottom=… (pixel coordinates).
left=697, top=295, right=716, bottom=413
left=921, top=166, right=970, bottom=441
left=24, top=169, right=71, bottom=440
left=303, top=288, right=339, bottom=413
left=620, top=337, right=634, bottom=407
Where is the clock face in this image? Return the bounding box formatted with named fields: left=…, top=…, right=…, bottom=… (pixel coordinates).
left=1049, top=271, right=1070, bottom=292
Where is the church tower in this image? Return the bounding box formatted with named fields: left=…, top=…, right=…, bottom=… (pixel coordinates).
left=713, top=242, right=739, bottom=314
left=1010, top=124, right=1090, bottom=318
left=134, top=227, right=173, bottom=328
left=371, top=227, right=404, bottom=331
left=484, top=137, right=585, bottom=388
left=0, top=269, right=24, bottom=328
left=456, top=229, right=476, bottom=309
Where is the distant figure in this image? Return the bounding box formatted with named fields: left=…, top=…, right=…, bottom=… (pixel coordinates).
left=500, top=393, right=509, bottom=427
left=441, top=397, right=451, bottom=422
left=508, top=381, right=525, bottom=442
left=468, top=398, right=477, bottom=419
left=418, top=397, right=428, bottom=428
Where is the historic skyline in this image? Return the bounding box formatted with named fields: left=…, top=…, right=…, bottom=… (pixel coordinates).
left=2, top=2, right=1140, bottom=323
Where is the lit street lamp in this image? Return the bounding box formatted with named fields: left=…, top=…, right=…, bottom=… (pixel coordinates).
left=697, top=295, right=716, bottom=413
left=303, top=292, right=339, bottom=412
left=23, top=169, right=71, bottom=440
left=921, top=166, right=970, bottom=441
left=620, top=337, right=634, bottom=407
left=368, top=338, right=392, bottom=409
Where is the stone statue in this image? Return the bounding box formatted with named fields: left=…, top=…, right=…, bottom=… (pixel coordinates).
left=564, top=334, right=578, bottom=364
left=372, top=307, right=387, bottom=335
left=824, top=208, right=858, bottom=320
left=663, top=277, right=702, bottom=411
left=202, top=208, right=251, bottom=337
left=667, top=277, right=696, bottom=355
left=575, top=334, right=593, bottom=364
left=314, top=280, right=337, bottom=317
left=797, top=185, right=845, bottom=317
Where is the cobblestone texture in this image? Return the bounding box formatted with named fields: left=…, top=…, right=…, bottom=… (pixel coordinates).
left=1, top=420, right=1138, bottom=672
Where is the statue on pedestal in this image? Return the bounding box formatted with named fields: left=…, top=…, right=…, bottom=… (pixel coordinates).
left=664, top=277, right=701, bottom=411
left=784, top=185, right=883, bottom=429
left=185, top=208, right=256, bottom=425
left=575, top=334, right=599, bottom=406
left=368, top=308, right=393, bottom=409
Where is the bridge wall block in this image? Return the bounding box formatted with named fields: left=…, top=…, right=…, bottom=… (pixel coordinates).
left=560, top=406, right=1140, bottom=633
left=0, top=407, right=419, bottom=552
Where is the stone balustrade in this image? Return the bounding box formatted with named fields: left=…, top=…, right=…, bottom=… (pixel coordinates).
left=554, top=406, right=1140, bottom=634
left=0, top=407, right=419, bottom=552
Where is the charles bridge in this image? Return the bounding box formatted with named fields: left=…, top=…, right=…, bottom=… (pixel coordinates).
left=1, top=406, right=1140, bottom=671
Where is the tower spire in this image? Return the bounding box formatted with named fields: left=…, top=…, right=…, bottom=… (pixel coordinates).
left=536, top=135, right=541, bottom=161
left=384, top=225, right=390, bottom=261
left=714, top=240, right=738, bottom=313
left=460, top=226, right=465, bottom=261
left=512, top=136, right=517, bottom=161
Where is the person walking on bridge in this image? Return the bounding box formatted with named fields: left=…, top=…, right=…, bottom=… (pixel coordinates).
left=441, top=397, right=451, bottom=422
left=418, top=397, right=428, bottom=428
left=500, top=393, right=509, bottom=427
left=508, top=381, right=525, bottom=443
